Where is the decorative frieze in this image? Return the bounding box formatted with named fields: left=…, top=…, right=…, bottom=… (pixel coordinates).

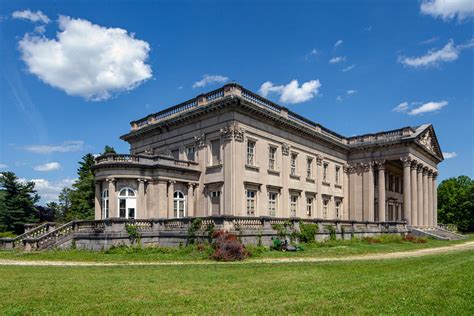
left=220, top=122, right=244, bottom=142
left=419, top=130, right=435, bottom=153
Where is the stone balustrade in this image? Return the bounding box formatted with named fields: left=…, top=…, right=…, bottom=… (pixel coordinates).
left=94, top=153, right=200, bottom=171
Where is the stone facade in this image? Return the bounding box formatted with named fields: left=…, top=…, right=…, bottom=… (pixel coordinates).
left=93, top=83, right=443, bottom=227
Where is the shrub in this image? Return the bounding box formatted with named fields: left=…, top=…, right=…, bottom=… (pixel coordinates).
left=327, top=225, right=337, bottom=241
left=299, top=222, right=318, bottom=243
left=125, top=224, right=140, bottom=244
left=403, top=234, right=428, bottom=244
left=187, top=218, right=202, bottom=245
left=210, top=230, right=248, bottom=261
left=0, top=232, right=17, bottom=238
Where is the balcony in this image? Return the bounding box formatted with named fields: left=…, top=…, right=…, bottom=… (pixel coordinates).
left=94, top=153, right=200, bottom=172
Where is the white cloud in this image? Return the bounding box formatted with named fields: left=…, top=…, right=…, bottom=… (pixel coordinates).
left=346, top=90, right=357, bottom=95
left=34, top=162, right=61, bottom=172
left=420, top=0, right=474, bottom=21
left=192, top=74, right=229, bottom=88
left=0, top=163, right=7, bottom=169
left=419, top=37, right=438, bottom=45
left=442, top=152, right=457, bottom=159
left=334, top=40, right=343, bottom=48
left=12, top=9, right=50, bottom=24
left=342, top=64, right=355, bottom=72
left=329, top=56, right=346, bottom=64
left=398, top=39, right=474, bottom=68
left=20, top=178, right=76, bottom=203
left=408, top=100, right=448, bottom=115
left=259, top=79, right=322, bottom=104
left=23, top=140, right=84, bottom=154
left=392, top=102, right=409, bottom=112
left=336, top=96, right=343, bottom=102
left=18, top=16, right=152, bottom=101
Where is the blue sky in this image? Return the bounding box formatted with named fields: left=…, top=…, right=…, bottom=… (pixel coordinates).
left=0, top=0, right=473, bottom=203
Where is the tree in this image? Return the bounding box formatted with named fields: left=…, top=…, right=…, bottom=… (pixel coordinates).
left=103, top=145, right=116, bottom=154
left=57, top=187, right=73, bottom=222
left=437, top=175, right=474, bottom=232
left=46, top=202, right=61, bottom=222
left=0, top=171, right=40, bottom=234
left=67, top=154, right=96, bottom=220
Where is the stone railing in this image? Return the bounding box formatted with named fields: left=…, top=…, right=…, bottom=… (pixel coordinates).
left=347, top=127, right=414, bottom=145
left=94, top=153, right=199, bottom=171
left=0, top=222, right=56, bottom=249
left=24, top=221, right=76, bottom=251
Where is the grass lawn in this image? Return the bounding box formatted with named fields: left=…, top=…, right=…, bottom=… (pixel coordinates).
left=0, top=249, right=473, bottom=314
left=0, top=234, right=472, bottom=263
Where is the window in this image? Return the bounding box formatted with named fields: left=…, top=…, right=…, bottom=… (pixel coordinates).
left=335, top=166, right=341, bottom=184
left=290, top=153, right=298, bottom=176
left=322, top=199, right=329, bottom=219
left=210, top=190, right=221, bottom=215
left=268, top=146, right=277, bottom=170
left=323, top=162, right=329, bottom=182
left=210, top=140, right=220, bottom=165
left=118, top=187, right=136, bottom=219
left=186, top=146, right=195, bottom=161
left=307, top=157, right=313, bottom=178
left=268, top=192, right=277, bottom=216
left=335, top=200, right=342, bottom=219
left=306, top=197, right=313, bottom=217
left=247, top=140, right=256, bottom=166
left=173, top=191, right=186, bottom=218
left=290, top=195, right=298, bottom=217
left=101, top=189, right=109, bottom=219
left=171, top=149, right=180, bottom=160
left=246, top=190, right=256, bottom=215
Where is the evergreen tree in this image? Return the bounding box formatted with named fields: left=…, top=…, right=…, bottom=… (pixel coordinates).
left=46, top=202, right=61, bottom=222
left=58, top=187, right=72, bottom=222
left=103, top=145, right=116, bottom=154
left=0, top=172, right=40, bottom=234
left=67, top=154, right=96, bottom=220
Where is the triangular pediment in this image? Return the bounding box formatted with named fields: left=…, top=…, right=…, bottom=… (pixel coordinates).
left=416, top=125, right=443, bottom=161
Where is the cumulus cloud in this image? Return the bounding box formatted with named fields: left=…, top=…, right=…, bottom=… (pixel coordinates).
left=20, top=178, right=75, bottom=203
left=0, top=163, right=7, bottom=169
left=442, top=152, right=457, bottom=159
left=420, top=0, right=474, bottom=21
left=399, top=39, right=474, bottom=68
left=342, top=64, right=355, bottom=72
left=12, top=9, right=50, bottom=24
left=192, top=74, right=229, bottom=88
left=34, top=162, right=61, bottom=172
left=329, top=56, right=346, bottom=64
left=346, top=90, right=357, bottom=95
left=334, top=40, right=343, bottom=48
left=23, top=140, right=84, bottom=154
left=18, top=16, right=152, bottom=101
left=409, top=101, right=448, bottom=115
left=259, top=80, right=322, bottom=104
left=392, top=102, right=409, bottom=112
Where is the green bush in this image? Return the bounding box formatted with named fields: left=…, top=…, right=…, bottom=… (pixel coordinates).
left=327, top=225, right=337, bottom=241
left=299, top=222, right=318, bottom=243
left=0, top=231, right=17, bottom=238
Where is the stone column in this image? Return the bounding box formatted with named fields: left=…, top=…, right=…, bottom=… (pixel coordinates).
left=94, top=181, right=102, bottom=220
left=433, top=172, right=438, bottom=227
left=168, top=180, right=175, bottom=218
left=363, top=163, right=374, bottom=221
left=427, top=171, right=433, bottom=227
left=410, top=161, right=418, bottom=226
left=401, top=157, right=412, bottom=224
left=187, top=183, right=195, bottom=217
left=343, top=164, right=349, bottom=220
left=376, top=161, right=386, bottom=222
left=423, top=167, right=429, bottom=227
left=316, top=155, right=323, bottom=218
left=137, top=179, right=146, bottom=219
left=417, top=165, right=424, bottom=226
left=107, top=178, right=117, bottom=218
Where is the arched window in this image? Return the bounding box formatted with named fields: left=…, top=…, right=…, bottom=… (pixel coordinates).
left=118, top=187, right=136, bottom=219
left=102, top=189, right=109, bottom=219
left=173, top=191, right=186, bottom=218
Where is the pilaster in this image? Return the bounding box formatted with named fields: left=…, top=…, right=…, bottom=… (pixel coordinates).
left=168, top=180, right=175, bottom=218
left=107, top=178, right=117, bottom=218
left=94, top=181, right=102, bottom=220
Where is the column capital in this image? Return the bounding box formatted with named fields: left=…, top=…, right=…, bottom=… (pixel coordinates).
left=137, top=178, right=148, bottom=183
left=417, top=164, right=424, bottom=172
left=106, top=177, right=116, bottom=183
left=422, top=166, right=429, bottom=175
left=315, top=154, right=323, bottom=165
left=400, top=156, right=412, bottom=167
left=374, top=160, right=386, bottom=170
left=410, top=160, right=419, bottom=169
left=168, top=180, right=176, bottom=185
left=187, top=182, right=196, bottom=188
left=360, top=162, right=372, bottom=172
left=432, top=171, right=438, bottom=179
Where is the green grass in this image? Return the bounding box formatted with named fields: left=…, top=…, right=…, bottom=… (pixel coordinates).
left=0, top=250, right=472, bottom=314
left=0, top=234, right=472, bottom=263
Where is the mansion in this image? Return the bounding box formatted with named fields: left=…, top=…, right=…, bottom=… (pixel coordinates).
left=93, top=83, right=443, bottom=227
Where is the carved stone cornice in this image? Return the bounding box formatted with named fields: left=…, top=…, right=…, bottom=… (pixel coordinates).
left=282, top=143, right=290, bottom=156
left=194, top=133, right=206, bottom=147
left=220, top=122, right=244, bottom=142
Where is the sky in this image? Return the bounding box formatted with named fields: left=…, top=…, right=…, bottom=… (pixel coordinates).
left=0, top=0, right=473, bottom=204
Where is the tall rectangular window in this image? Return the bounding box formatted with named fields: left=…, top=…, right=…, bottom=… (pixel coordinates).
left=306, top=197, right=313, bottom=217
left=246, top=190, right=256, bottom=216
left=290, top=153, right=298, bottom=176
left=290, top=195, right=298, bottom=217
left=186, top=146, right=195, bottom=161
left=268, top=146, right=277, bottom=170
left=335, top=166, right=341, bottom=184
left=335, top=201, right=342, bottom=219
left=211, top=140, right=220, bottom=165
left=210, top=191, right=221, bottom=215
left=307, top=157, right=313, bottom=178
left=268, top=192, right=277, bottom=216
left=323, top=162, right=329, bottom=182
left=322, top=199, right=329, bottom=219
left=247, top=140, right=256, bottom=166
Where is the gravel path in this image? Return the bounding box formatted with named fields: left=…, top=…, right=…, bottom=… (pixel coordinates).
left=0, top=241, right=472, bottom=267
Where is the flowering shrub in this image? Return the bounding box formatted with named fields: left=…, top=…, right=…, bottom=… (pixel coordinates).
left=210, top=230, right=248, bottom=261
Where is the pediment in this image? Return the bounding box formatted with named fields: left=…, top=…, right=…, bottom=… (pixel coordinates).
left=416, top=126, right=443, bottom=161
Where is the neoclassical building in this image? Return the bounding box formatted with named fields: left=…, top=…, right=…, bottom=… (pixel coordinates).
left=93, top=83, right=443, bottom=227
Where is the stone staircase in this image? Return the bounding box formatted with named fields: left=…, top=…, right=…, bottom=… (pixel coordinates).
left=410, top=227, right=467, bottom=241
left=0, top=222, right=56, bottom=250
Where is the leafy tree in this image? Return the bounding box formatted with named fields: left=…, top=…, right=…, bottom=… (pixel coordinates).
left=57, top=187, right=73, bottom=222
left=437, top=175, right=474, bottom=232
left=0, top=171, right=40, bottom=234
left=103, top=145, right=116, bottom=154
left=67, top=154, right=96, bottom=220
